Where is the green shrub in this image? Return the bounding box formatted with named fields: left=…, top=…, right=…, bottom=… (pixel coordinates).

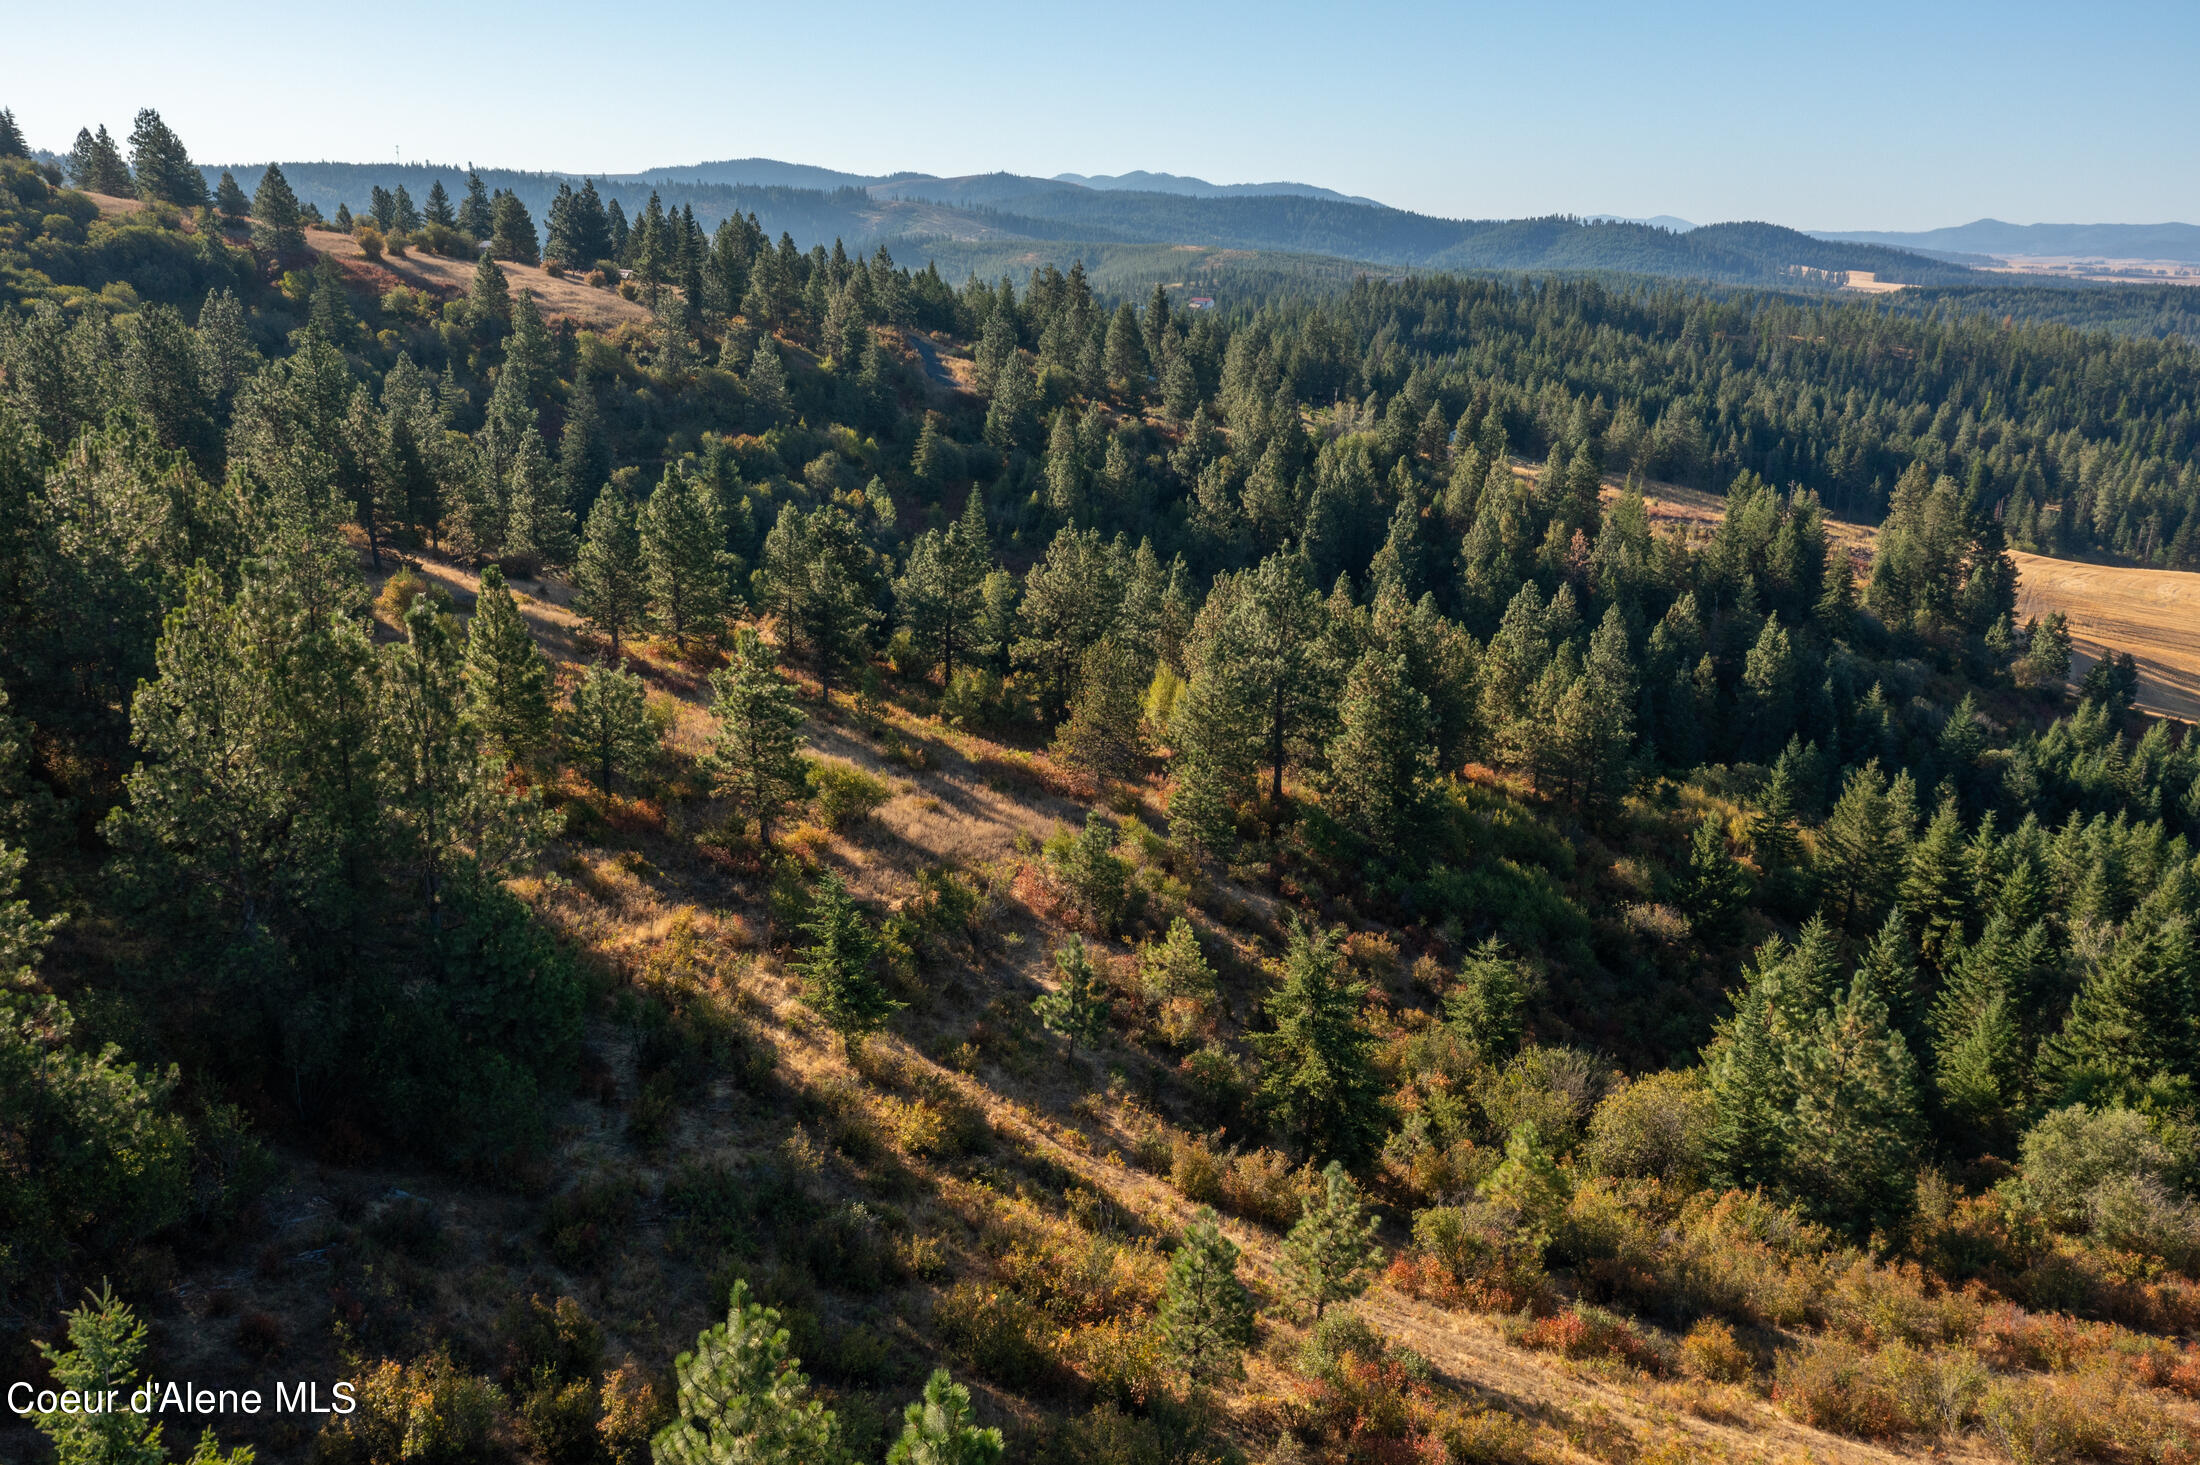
left=2020, top=1105, right=2191, bottom=1231
left=934, top=1282, right=1059, bottom=1389
left=807, top=758, right=893, bottom=830
left=1584, top=1070, right=1716, bottom=1187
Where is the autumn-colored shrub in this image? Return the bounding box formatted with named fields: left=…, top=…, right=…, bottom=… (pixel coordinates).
left=1677, top=1319, right=1754, bottom=1384
left=1506, top=1303, right=1668, bottom=1374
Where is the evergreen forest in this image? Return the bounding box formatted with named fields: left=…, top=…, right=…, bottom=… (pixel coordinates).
left=6, top=107, right=2200, bottom=1465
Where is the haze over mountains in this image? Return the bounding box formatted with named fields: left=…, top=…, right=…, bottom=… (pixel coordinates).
left=1811, top=220, right=2200, bottom=264
left=192, top=152, right=2196, bottom=292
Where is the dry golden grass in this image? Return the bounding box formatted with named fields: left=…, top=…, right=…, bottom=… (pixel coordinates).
left=308, top=226, right=651, bottom=329
left=1599, top=476, right=2200, bottom=724
left=2012, top=550, right=2200, bottom=722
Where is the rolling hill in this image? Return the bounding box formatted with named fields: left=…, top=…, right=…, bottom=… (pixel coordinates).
left=1813, top=218, right=2200, bottom=263
left=203, top=157, right=1987, bottom=292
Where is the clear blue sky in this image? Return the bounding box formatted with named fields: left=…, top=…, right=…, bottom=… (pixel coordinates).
left=8, top=0, right=2196, bottom=230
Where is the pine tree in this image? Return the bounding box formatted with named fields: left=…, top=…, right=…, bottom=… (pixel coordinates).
left=68, top=125, right=134, bottom=196
left=574, top=483, right=646, bottom=659
left=1749, top=751, right=1805, bottom=874
left=213, top=170, right=249, bottom=219
left=1032, top=934, right=1112, bottom=1053
left=653, top=1279, right=841, bottom=1465
left=1702, top=919, right=1842, bottom=1188
left=795, top=872, right=899, bottom=1052
left=127, top=109, right=206, bottom=207
left=1103, top=301, right=1148, bottom=398
left=424, top=179, right=455, bottom=228
left=1158, top=1208, right=1255, bottom=1385
left=1446, top=938, right=1530, bottom=1059
left=249, top=162, right=306, bottom=262
left=747, top=339, right=789, bottom=417
left=462, top=564, right=553, bottom=767
left=1052, top=636, right=1149, bottom=786
left=753, top=505, right=874, bottom=701
left=1281, top=1162, right=1385, bottom=1320
left=507, top=426, right=577, bottom=569
left=1817, top=760, right=1911, bottom=933
left=704, top=629, right=809, bottom=849
left=2042, top=911, right=2198, bottom=1098
left=565, top=662, right=656, bottom=793
left=886, top=1371, right=1002, bottom=1465
left=1672, top=814, right=1749, bottom=940
left=458, top=170, right=493, bottom=237
left=1930, top=918, right=2033, bottom=1155
left=1901, top=795, right=1971, bottom=973
left=1252, top=921, right=1386, bottom=1162
left=639, top=472, right=731, bottom=649
left=1324, top=645, right=1434, bottom=848
left=30, top=1284, right=252, bottom=1465
left=1785, top=971, right=1926, bottom=1236
left=489, top=190, right=540, bottom=264
left=468, top=251, right=511, bottom=328
left=895, top=492, right=989, bottom=686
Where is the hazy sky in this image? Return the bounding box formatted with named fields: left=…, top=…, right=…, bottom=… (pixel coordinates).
left=8, top=0, right=2195, bottom=230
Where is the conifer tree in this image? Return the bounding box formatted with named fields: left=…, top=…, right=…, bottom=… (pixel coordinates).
left=639, top=472, right=731, bottom=650
left=894, top=492, right=989, bottom=686
left=653, top=1279, right=841, bottom=1465
left=1748, top=751, right=1805, bottom=876
left=127, top=109, right=206, bottom=207
left=1787, top=969, right=1925, bottom=1237
left=30, top=1284, right=252, bottom=1465
left=704, top=629, right=809, bottom=849
left=887, top=1371, right=1002, bottom=1465
left=1159, top=1208, right=1255, bottom=1385
left=747, top=339, right=789, bottom=417
left=462, top=564, right=553, bottom=767
left=1281, top=1163, right=1385, bottom=1320
left=1447, top=938, right=1530, bottom=1059
left=489, top=190, right=540, bottom=264
left=1817, top=760, right=1912, bottom=933
left=1703, top=919, right=1842, bottom=1188
left=213, top=170, right=249, bottom=219
left=1324, top=645, right=1433, bottom=848
left=468, top=251, right=511, bottom=328
left=67, top=124, right=134, bottom=195
left=1032, top=934, right=1112, bottom=1053
left=795, top=872, right=899, bottom=1052
left=424, top=179, right=455, bottom=228
left=507, top=427, right=577, bottom=569
left=1252, top=921, right=1385, bottom=1162
left=753, top=504, right=874, bottom=701
left=2042, top=910, right=2198, bottom=1098
left=574, top=483, right=646, bottom=659
left=1901, top=795, right=1971, bottom=973
left=458, top=170, right=493, bottom=237
left=1052, top=636, right=1149, bottom=786
left=1672, top=814, right=1749, bottom=940
left=249, top=162, right=306, bottom=262
left=565, top=662, right=656, bottom=794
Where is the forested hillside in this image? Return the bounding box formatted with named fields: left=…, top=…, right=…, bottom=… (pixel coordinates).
left=187, top=160, right=1982, bottom=291
left=7, top=107, right=2200, bottom=1465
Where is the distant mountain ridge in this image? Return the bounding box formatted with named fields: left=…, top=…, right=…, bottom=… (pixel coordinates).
left=1813, top=219, right=2200, bottom=263
left=203, top=156, right=1986, bottom=292
left=1051, top=170, right=1384, bottom=206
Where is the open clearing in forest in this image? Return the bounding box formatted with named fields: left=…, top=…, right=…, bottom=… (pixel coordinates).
left=2011, top=550, right=2200, bottom=722
left=1603, top=477, right=2200, bottom=723
left=308, top=225, right=652, bottom=328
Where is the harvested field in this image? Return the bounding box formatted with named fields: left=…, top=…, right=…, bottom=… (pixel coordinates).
left=1602, top=477, right=2200, bottom=723
left=2013, top=550, right=2200, bottom=722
